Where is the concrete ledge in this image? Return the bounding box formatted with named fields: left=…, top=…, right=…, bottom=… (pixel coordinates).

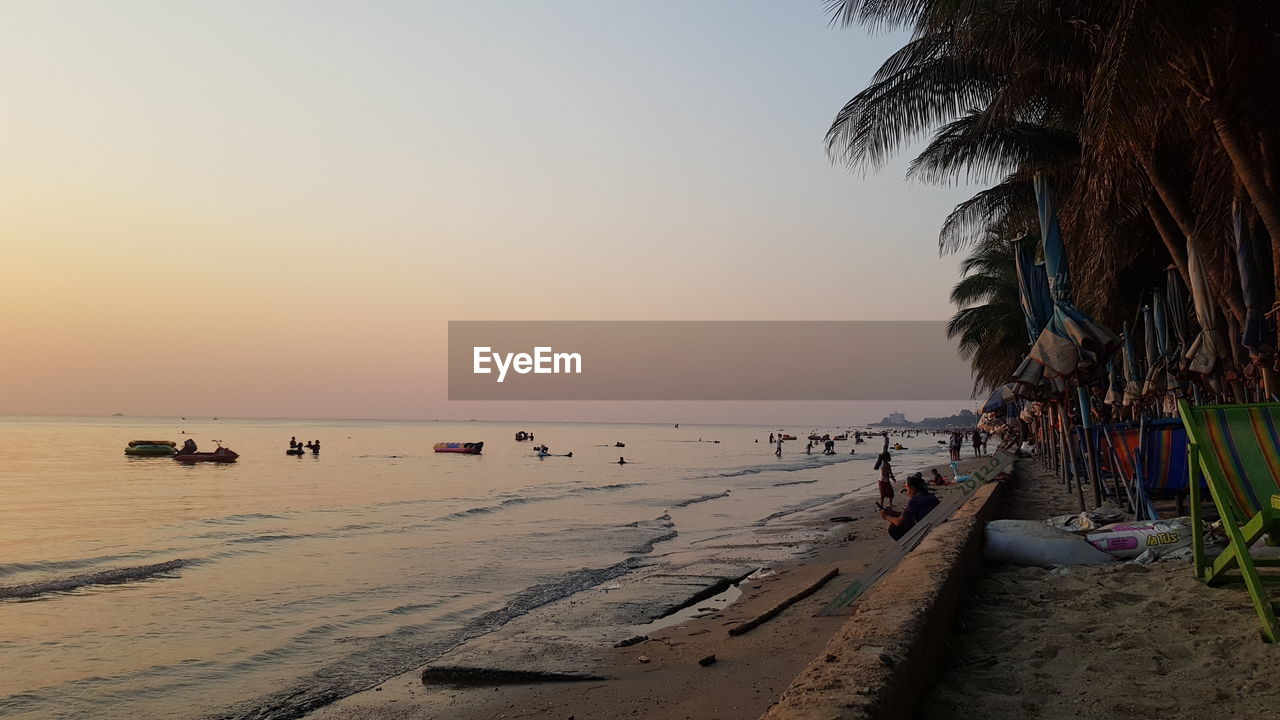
left=761, top=479, right=1006, bottom=720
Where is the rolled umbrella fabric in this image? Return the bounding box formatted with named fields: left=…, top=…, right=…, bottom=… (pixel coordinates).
left=1105, top=359, right=1123, bottom=407
left=1015, top=233, right=1054, bottom=343
left=982, top=383, right=1020, bottom=413
left=1026, top=176, right=1121, bottom=380
left=1234, top=201, right=1266, bottom=354
left=1123, top=323, right=1142, bottom=407
left=1185, top=238, right=1224, bottom=376
left=1167, top=266, right=1190, bottom=371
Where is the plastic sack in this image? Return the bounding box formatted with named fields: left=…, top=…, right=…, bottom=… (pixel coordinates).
left=1046, top=508, right=1127, bottom=534
left=984, top=519, right=1114, bottom=567
left=1086, top=517, right=1192, bottom=559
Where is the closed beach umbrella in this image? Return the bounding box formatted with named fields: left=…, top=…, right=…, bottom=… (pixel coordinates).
left=1026, top=175, right=1121, bottom=379
left=1014, top=233, right=1054, bottom=343
left=1185, top=238, right=1224, bottom=375
left=1234, top=201, right=1266, bottom=354
left=1167, top=266, right=1190, bottom=370
left=982, top=383, right=1020, bottom=413
left=1123, top=323, right=1142, bottom=407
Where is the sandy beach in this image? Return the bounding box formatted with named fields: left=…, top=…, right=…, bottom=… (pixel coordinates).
left=310, top=455, right=988, bottom=720
left=923, top=459, right=1280, bottom=720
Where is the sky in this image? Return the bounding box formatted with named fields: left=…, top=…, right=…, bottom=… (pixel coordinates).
left=1, top=1, right=980, bottom=423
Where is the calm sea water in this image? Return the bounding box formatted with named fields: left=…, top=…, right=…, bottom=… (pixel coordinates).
left=0, top=416, right=949, bottom=719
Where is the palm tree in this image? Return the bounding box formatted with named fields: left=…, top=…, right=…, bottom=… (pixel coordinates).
left=823, top=0, right=1280, bottom=393
left=947, top=234, right=1029, bottom=394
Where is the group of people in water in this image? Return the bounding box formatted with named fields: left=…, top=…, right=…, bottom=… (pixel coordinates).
left=288, top=437, right=320, bottom=455
left=755, top=426, right=990, bottom=541
left=946, top=429, right=988, bottom=461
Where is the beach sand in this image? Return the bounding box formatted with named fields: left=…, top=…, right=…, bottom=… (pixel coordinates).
left=310, top=456, right=983, bottom=720
left=922, top=459, right=1280, bottom=720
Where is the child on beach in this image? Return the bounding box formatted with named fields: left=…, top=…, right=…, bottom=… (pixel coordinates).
left=876, top=451, right=896, bottom=507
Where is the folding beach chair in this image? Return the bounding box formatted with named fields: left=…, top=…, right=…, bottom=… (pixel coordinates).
left=1100, top=423, right=1143, bottom=514
left=1178, top=399, right=1280, bottom=642
left=1135, top=418, right=1191, bottom=518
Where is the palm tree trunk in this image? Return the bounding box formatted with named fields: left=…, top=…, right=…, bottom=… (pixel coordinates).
left=1147, top=202, right=1189, bottom=287
left=1141, top=156, right=1248, bottom=328
left=1208, top=107, right=1280, bottom=314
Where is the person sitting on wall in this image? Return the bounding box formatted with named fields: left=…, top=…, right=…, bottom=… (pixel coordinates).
left=880, top=474, right=940, bottom=541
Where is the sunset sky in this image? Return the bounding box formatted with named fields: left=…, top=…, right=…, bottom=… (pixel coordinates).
left=2, top=1, right=979, bottom=422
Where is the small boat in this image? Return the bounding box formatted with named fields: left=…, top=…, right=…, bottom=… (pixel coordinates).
left=780, top=434, right=797, bottom=441
left=435, top=442, right=484, bottom=455
left=125, top=440, right=176, bottom=457
left=175, top=447, right=239, bottom=463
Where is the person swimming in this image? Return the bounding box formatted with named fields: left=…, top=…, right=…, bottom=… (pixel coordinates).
left=618, top=457, right=626, bottom=464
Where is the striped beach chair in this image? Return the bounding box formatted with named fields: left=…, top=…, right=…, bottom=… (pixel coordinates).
left=1178, top=400, right=1280, bottom=642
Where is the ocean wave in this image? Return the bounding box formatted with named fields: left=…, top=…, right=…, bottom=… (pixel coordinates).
left=690, top=453, right=862, bottom=480
left=0, top=559, right=185, bottom=600
left=754, top=494, right=846, bottom=524
left=229, top=534, right=310, bottom=544
left=0, top=551, right=176, bottom=581
left=670, top=490, right=730, bottom=508
left=439, top=483, right=643, bottom=522
left=207, top=557, right=645, bottom=720
left=202, top=513, right=285, bottom=525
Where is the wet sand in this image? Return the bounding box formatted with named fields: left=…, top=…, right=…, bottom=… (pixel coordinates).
left=309, top=456, right=986, bottom=720
left=922, top=459, right=1280, bottom=720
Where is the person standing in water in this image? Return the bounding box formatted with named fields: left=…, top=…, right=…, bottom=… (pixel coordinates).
left=775, top=437, right=783, bottom=457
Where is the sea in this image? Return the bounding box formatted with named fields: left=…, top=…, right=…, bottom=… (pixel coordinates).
left=0, top=416, right=952, bottom=719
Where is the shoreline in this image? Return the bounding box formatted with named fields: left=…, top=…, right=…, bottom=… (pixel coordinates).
left=306, top=454, right=990, bottom=720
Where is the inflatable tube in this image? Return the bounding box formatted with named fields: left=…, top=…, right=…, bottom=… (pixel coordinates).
left=128, top=440, right=176, bottom=448
left=125, top=444, right=176, bottom=456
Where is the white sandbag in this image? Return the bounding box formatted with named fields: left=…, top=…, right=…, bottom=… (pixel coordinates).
left=1086, top=517, right=1192, bottom=559
left=984, top=519, right=1114, bottom=567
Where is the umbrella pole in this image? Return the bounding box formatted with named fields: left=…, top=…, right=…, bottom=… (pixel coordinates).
left=1053, top=404, right=1065, bottom=480
left=1059, top=402, right=1074, bottom=495
left=1076, top=383, right=1104, bottom=509
left=1061, top=393, right=1086, bottom=511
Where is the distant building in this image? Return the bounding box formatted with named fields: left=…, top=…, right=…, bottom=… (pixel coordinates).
left=871, top=409, right=978, bottom=428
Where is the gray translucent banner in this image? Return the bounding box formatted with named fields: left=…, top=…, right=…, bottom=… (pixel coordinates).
left=449, top=321, right=971, bottom=400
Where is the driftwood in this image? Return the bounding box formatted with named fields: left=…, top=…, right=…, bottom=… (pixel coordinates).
left=728, top=567, right=840, bottom=636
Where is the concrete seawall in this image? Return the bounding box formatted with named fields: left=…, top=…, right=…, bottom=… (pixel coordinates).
left=762, top=477, right=1006, bottom=719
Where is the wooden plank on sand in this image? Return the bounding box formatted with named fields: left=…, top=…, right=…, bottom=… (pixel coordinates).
left=728, top=567, right=839, bottom=636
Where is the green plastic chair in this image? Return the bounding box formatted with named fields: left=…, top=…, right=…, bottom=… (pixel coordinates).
left=1179, top=399, right=1280, bottom=642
